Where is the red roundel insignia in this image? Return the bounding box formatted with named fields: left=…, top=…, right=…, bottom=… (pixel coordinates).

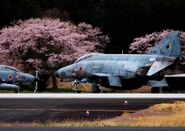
left=8, top=74, right=13, bottom=80
left=79, top=66, right=83, bottom=71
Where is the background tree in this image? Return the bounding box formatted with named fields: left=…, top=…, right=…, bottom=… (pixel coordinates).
left=0, top=18, right=109, bottom=90
left=129, top=30, right=185, bottom=58
left=1, top=0, right=185, bottom=54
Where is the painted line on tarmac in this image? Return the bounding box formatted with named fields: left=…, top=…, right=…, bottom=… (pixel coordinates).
left=0, top=93, right=185, bottom=99
left=0, top=108, right=136, bottom=112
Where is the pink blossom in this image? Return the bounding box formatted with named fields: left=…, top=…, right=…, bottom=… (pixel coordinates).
left=0, top=18, right=109, bottom=69
left=129, top=29, right=185, bottom=55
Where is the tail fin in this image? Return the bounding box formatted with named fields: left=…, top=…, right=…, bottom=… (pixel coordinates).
left=147, top=31, right=181, bottom=58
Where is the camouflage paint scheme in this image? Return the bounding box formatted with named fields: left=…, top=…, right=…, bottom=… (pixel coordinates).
left=0, top=65, right=37, bottom=91
left=55, top=32, right=185, bottom=92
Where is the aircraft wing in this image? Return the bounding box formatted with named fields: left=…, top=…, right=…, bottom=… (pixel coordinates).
left=147, top=57, right=175, bottom=76
left=92, top=73, right=122, bottom=87
left=92, top=73, right=111, bottom=77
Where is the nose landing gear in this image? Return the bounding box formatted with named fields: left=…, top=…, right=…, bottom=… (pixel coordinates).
left=72, top=79, right=81, bottom=93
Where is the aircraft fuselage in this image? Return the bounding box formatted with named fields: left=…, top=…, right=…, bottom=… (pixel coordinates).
left=56, top=54, right=175, bottom=89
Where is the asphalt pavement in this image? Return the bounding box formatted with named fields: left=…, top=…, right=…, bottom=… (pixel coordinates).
left=0, top=95, right=184, bottom=130
left=0, top=98, right=181, bottom=122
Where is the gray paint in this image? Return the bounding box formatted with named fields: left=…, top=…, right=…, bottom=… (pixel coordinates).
left=56, top=32, right=184, bottom=90
left=0, top=65, right=36, bottom=90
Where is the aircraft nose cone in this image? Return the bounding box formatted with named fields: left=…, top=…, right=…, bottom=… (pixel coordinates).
left=55, top=71, right=59, bottom=77
left=28, top=75, right=36, bottom=83
left=22, top=73, right=36, bottom=83
left=55, top=69, right=66, bottom=78
left=34, top=77, right=39, bottom=82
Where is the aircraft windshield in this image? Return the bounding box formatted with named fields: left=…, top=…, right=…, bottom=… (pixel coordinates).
left=0, top=65, right=21, bottom=72
left=75, top=53, right=102, bottom=63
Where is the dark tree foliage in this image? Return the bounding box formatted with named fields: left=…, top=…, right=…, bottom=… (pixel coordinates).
left=1, top=0, right=185, bottom=53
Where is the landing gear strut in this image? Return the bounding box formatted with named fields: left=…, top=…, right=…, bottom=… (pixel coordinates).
left=91, top=81, right=100, bottom=93
left=72, top=80, right=81, bottom=93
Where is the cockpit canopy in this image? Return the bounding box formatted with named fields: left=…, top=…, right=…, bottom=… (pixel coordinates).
left=0, top=65, right=21, bottom=72
left=75, top=53, right=103, bottom=63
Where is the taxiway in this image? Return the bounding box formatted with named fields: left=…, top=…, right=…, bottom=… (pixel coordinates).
left=0, top=94, right=183, bottom=122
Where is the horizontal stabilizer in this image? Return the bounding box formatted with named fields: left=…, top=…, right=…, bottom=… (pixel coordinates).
left=147, top=57, right=175, bottom=76
left=108, top=76, right=122, bottom=87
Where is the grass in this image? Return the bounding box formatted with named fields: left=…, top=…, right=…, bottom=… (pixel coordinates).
left=151, top=101, right=185, bottom=111
left=0, top=80, right=152, bottom=93
left=42, top=87, right=73, bottom=93
left=133, top=113, right=185, bottom=127
left=57, top=82, right=152, bottom=93
left=102, top=100, right=185, bottom=127
left=0, top=88, right=73, bottom=93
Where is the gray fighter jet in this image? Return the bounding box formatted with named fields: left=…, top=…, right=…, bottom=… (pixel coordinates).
left=0, top=65, right=37, bottom=91
left=55, top=32, right=184, bottom=93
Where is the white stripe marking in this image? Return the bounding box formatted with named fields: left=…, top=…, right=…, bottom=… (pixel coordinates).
left=0, top=108, right=135, bottom=112
left=0, top=93, right=184, bottom=99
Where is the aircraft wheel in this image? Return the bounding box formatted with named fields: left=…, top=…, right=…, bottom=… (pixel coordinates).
left=151, top=87, right=160, bottom=93
left=72, top=87, right=81, bottom=93
left=91, top=81, right=100, bottom=93
left=73, top=90, right=81, bottom=93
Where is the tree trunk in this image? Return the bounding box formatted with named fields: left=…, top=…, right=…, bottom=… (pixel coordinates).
left=52, top=74, right=58, bottom=88
left=37, top=70, right=50, bottom=91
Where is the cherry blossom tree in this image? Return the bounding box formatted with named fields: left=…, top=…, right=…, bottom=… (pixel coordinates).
left=129, top=30, right=185, bottom=57
left=0, top=18, right=109, bottom=89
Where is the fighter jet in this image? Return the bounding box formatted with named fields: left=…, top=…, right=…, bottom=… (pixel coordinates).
left=55, top=32, right=184, bottom=93
left=0, top=65, right=37, bottom=92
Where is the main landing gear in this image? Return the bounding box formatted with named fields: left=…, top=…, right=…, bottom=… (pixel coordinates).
left=151, top=87, right=160, bottom=93
left=71, top=80, right=81, bottom=93
left=71, top=79, right=100, bottom=93
left=91, top=81, right=100, bottom=93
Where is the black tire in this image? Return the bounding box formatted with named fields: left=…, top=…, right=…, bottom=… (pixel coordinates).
left=151, top=87, right=160, bottom=93
left=73, top=90, right=81, bottom=93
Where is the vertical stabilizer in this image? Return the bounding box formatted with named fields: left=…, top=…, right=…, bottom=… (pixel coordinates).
left=147, top=32, right=181, bottom=58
